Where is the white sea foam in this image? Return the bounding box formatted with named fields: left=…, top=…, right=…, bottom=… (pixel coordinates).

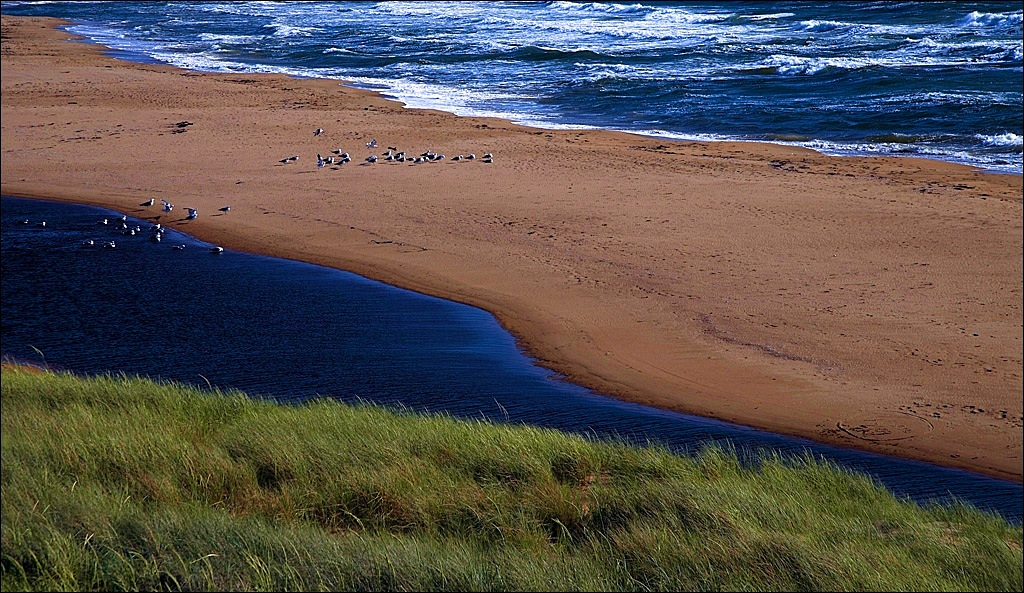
left=197, top=33, right=262, bottom=44
left=743, top=13, right=796, bottom=21
left=263, top=22, right=322, bottom=38
left=958, top=10, right=1023, bottom=30
left=975, top=133, right=1023, bottom=147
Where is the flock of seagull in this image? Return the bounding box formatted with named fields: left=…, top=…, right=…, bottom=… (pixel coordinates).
left=21, top=200, right=228, bottom=253
left=20, top=128, right=490, bottom=255
left=281, top=128, right=494, bottom=169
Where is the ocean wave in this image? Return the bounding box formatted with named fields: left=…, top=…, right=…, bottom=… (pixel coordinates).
left=509, top=45, right=610, bottom=61
left=957, top=10, right=1023, bottom=31
left=975, top=133, right=1023, bottom=148
left=262, top=22, right=322, bottom=38
left=797, top=138, right=1021, bottom=174
left=749, top=55, right=868, bottom=76
left=549, top=1, right=654, bottom=17
left=196, top=33, right=262, bottom=44
left=797, top=19, right=847, bottom=33
left=742, top=12, right=795, bottom=21
left=340, top=76, right=530, bottom=118
left=906, top=36, right=1023, bottom=62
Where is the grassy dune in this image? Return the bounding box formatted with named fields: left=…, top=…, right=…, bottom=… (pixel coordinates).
left=2, top=364, right=1021, bottom=592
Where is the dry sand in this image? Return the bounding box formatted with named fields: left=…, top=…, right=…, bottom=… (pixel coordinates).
left=3, top=16, right=1021, bottom=482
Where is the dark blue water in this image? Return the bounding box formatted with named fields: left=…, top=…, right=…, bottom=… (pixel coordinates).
left=3, top=195, right=1021, bottom=524
left=1, top=1, right=1020, bottom=173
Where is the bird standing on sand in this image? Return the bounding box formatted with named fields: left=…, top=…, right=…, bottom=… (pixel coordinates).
left=141, top=198, right=155, bottom=207
left=219, top=206, right=231, bottom=213
left=314, top=128, right=324, bottom=136
left=186, top=208, right=198, bottom=220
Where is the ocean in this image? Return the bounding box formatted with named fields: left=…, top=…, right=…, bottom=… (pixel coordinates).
left=2, top=0, right=1021, bottom=174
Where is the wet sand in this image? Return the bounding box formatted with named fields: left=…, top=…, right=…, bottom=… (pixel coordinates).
left=3, top=16, right=1021, bottom=482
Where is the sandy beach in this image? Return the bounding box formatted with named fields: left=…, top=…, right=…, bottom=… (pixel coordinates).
left=3, top=16, right=1021, bottom=482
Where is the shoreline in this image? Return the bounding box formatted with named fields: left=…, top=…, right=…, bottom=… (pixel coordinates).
left=3, top=15, right=1021, bottom=483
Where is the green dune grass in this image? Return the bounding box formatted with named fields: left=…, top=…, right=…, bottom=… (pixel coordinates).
left=2, top=364, right=1021, bottom=591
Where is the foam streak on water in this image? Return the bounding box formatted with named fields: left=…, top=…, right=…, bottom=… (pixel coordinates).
left=3, top=0, right=1021, bottom=173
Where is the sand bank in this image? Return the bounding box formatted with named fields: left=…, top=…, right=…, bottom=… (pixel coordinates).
left=3, top=16, right=1021, bottom=482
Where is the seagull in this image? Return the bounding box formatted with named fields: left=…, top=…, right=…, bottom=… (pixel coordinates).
left=210, top=246, right=224, bottom=253
left=279, top=156, right=291, bottom=164
left=366, top=155, right=378, bottom=163
left=104, top=240, right=116, bottom=249
left=466, top=154, right=475, bottom=160
left=186, top=208, right=198, bottom=220
left=162, top=200, right=174, bottom=213
left=314, top=128, right=324, bottom=136
left=172, top=244, right=185, bottom=250
left=453, top=155, right=463, bottom=161
left=366, top=139, right=377, bottom=148
left=81, top=239, right=95, bottom=247
left=219, top=206, right=231, bottom=213
left=141, top=198, right=155, bottom=207
left=483, top=153, right=493, bottom=159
